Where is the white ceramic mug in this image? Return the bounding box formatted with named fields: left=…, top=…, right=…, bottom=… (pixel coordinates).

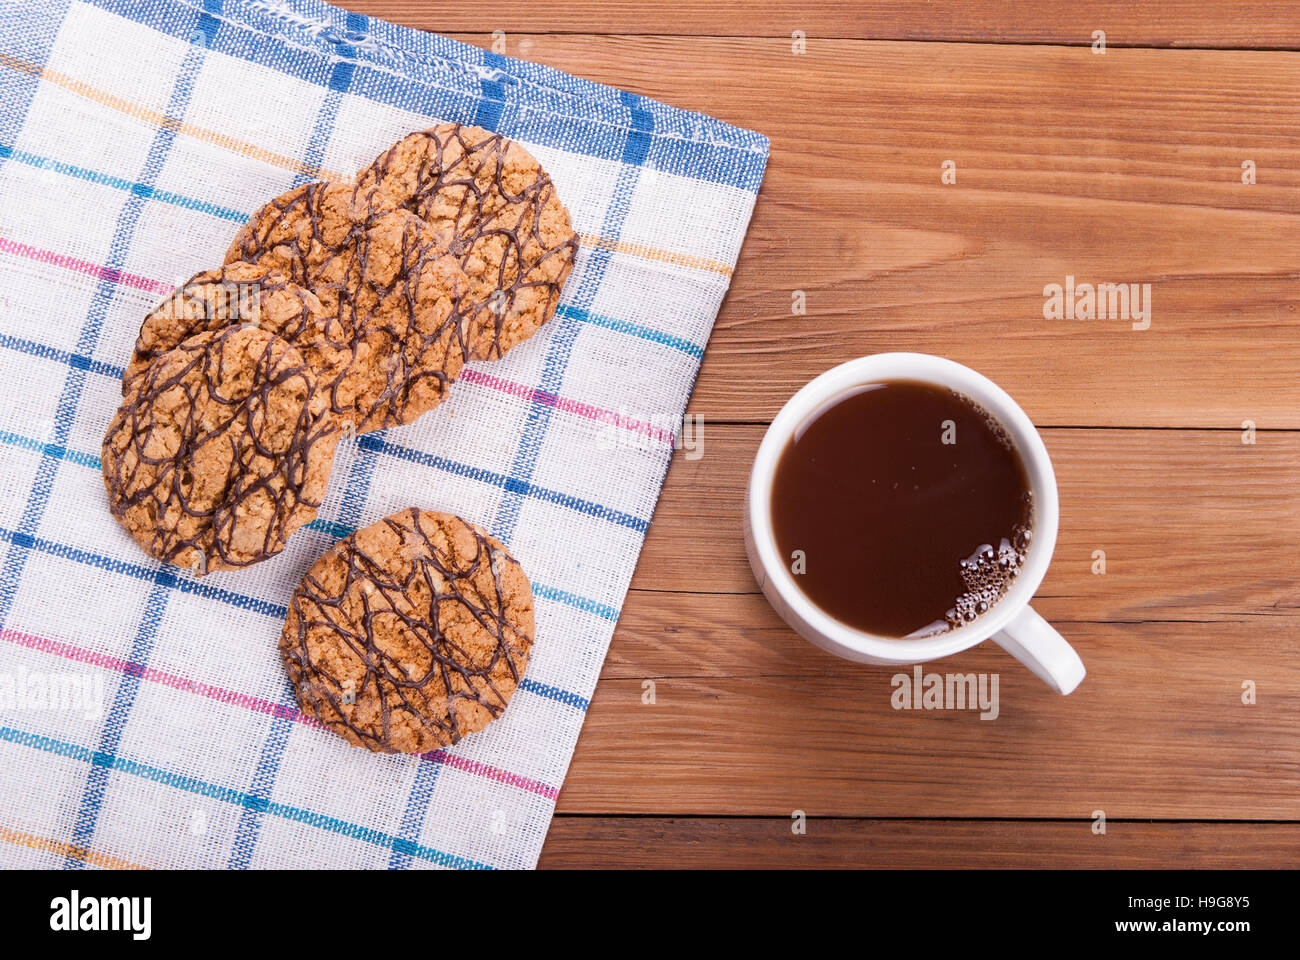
left=743, top=353, right=1086, bottom=694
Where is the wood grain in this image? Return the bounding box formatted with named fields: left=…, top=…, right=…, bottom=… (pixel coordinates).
left=354, top=2, right=1300, bottom=48
left=348, top=5, right=1300, bottom=864
left=559, top=617, right=1299, bottom=818
left=631, top=424, right=1300, bottom=608
left=539, top=818, right=1300, bottom=868
left=571, top=428, right=1300, bottom=820
left=439, top=35, right=1300, bottom=428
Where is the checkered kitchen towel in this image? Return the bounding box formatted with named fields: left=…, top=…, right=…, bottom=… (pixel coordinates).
left=0, top=0, right=766, bottom=868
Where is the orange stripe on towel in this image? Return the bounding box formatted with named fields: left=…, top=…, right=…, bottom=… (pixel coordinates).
left=578, top=233, right=734, bottom=277
left=0, top=823, right=146, bottom=869
left=0, top=51, right=345, bottom=181
left=0, top=52, right=735, bottom=279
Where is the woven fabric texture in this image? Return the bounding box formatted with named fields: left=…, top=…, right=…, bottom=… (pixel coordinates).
left=0, top=0, right=767, bottom=869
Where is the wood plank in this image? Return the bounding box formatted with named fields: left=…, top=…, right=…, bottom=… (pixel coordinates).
left=631, top=424, right=1300, bottom=611
left=336, top=12, right=1300, bottom=858
left=539, top=817, right=1300, bottom=868
left=560, top=430, right=1300, bottom=820
left=437, top=37, right=1300, bottom=427
left=558, top=618, right=1300, bottom=819
left=605, top=596, right=1298, bottom=680
left=357, top=2, right=1300, bottom=48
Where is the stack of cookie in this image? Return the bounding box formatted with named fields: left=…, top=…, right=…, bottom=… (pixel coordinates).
left=101, top=123, right=576, bottom=750
left=103, top=123, right=577, bottom=575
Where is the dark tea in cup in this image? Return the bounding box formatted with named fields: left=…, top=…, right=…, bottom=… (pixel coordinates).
left=769, top=379, right=1033, bottom=639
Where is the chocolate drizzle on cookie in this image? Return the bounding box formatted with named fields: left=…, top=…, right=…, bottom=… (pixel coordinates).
left=356, top=123, right=578, bottom=361
left=99, top=128, right=565, bottom=751
left=122, top=262, right=336, bottom=398
left=102, top=326, right=341, bottom=573
left=224, top=181, right=469, bottom=432
left=349, top=210, right=470, bottom=433
left=280, top=509, right=534, bottom=753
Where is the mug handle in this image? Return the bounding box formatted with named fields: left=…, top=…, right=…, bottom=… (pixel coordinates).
left=992, top=606, right=1086, bottom=694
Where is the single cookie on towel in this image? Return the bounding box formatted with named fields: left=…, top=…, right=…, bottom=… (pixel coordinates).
left=121, top=263, right=356, bottom=418
left=224, top=180, right=469, bottom=432
left=355, top=123, right=578, bottom=361
left=280, top=508, right=535, bottom=753
left=102, top=326, right=341, bottom=574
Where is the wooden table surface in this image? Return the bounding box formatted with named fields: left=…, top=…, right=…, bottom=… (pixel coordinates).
left=354, top=1, right=1300, bottom=868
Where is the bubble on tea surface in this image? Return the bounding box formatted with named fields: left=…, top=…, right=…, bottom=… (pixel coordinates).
left=950, top=389, right=1017, bottom=453
left=928, top=393, right=1033, bottom=632
left=944, top=531, right=1030, bottom=632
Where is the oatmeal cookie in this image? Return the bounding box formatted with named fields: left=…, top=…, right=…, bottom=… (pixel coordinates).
left=121, top=263, right=355, bottom=417
left=356, top=124, right=577, bottom=360
left=280, top=508, right=535, bottom=753
left=102, top=326, right=340, bottom=573
left=225, top=181, right=468, bottom=432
